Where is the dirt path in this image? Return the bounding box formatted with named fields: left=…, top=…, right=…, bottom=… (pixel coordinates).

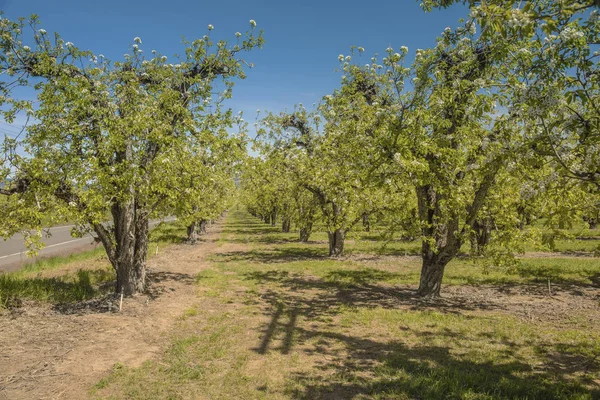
left=0, top=219, right=229, bottom=400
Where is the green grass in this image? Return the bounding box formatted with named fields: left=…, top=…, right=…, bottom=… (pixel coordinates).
left=0, top=220, right=186, bottom=308
left=0, top=267, right=114, bottom=307
left=92, top=208, right=600, bottom=400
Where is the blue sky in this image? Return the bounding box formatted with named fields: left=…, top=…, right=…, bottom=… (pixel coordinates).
left=0, top=0, right=469, bottom=136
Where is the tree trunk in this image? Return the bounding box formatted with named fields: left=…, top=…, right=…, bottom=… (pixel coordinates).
left=298, top=205, right=315, bottom=242
left=362, top=213, right=370, bottom=232
left=199, top=219, right=208, bottom=234
left=186, top=221, right=200, bottom=244
left=417, top=234, right=460, bottom=297
left=417, top=255, right=450, bottom=298
left=115, top=257, right=146, bottom=295
left=270, top=211, right=277, bottom=226
left=415, top=184, right=462, bottom=298
left=328, top=229, right=345, bottom=257
left=470, top=218, right=492, bottom=255
left=93, top=200, right=149, bottom=296
left=299, top=223, right=312, bottom=242
left=282, top=217, right=291, bottom=233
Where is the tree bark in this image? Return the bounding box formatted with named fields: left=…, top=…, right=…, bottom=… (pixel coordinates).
left=187, top=221, right=200, bottom=244
left=470, top=217, right=492, bottom=255
left=415, top=185, right=462, bottom=298
left=417, top=254, right=450, bottom=298
left=92, top=199, right=150, bottom=296
left=199, top=219, right=208, bottom=234
left=299, top=223, right=312, bottom=242
left=282, top=217, right=291, bottom=233
left=328, top=229, right=345, bottom=257
left=270, top=211, right=277, bottom=226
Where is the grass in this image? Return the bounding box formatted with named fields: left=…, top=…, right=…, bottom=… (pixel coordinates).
left=92, top=208, right=600, bottom=399
left=0, top=220, right=186, bottom=308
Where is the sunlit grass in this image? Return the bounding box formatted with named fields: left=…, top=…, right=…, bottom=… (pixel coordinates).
left=93, top=208, right=600, bottom=400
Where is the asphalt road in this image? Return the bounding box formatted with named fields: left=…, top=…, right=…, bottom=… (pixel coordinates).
left=0, top=217, right=176, bottom=273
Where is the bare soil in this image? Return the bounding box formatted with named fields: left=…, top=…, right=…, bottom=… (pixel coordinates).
left=0, top=219, right=242, bottom=400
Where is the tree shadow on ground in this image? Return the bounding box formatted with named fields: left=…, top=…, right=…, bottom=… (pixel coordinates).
left=285, top=329, right=598, bottom=399
left=227, top=235, right=303, bottom=245
left=213, top=247, right=328, bottom=264
left=222, top=226, right=283, bottom=236
left=150, top=233, right=187, bottom=244
left=145, top=270, right=196, bottom=300
left=243, top=269, right=499, bottom=322
left=245, top=269, right=599, bottom=399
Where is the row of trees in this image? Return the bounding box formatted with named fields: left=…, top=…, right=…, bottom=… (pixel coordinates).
left=0, top=15, right=263, bottom=294
left=241, top=0, right=600, bottom=296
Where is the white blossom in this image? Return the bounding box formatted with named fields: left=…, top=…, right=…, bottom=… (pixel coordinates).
left=235, top=32, right=241, bottom=37
left=134, top=36, right=142, bottom=44
left=249, top=19, right=257, bottom=27
left=38, top=29, right=46, bottom=34
left=208, top=24, right=214, bottom=30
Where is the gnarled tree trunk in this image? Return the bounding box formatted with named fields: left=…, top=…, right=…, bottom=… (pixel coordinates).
left=299, top=223, right=312, bottom=242
left=94, top=200, right=149, bottom=296
left=416, top=185, right=462, bottom=298
left=470, top=217, right=493, bottom=255
left=328, top=229, right=345, bottom=257
left=298, top=205, right=316, bottom=242
left=187, top=221, right=200, bottom=244
left=417, top=242, right=460, bottom=297
left=199, top=219, right=208, bottom=234
left=415, top=164, right=498, bottom=297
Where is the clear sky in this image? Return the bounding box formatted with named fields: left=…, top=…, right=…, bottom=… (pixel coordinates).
left=0, top=0, right=469, bottom=137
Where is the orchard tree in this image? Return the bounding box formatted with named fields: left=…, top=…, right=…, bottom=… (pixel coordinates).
left=0, top=15, right=263, bottom=295
left=241, top=153, right=293, bottom=228
left=333, top=16, right=541, bottom=296
left=256, top=104, right=400, bottom=257
left=420, top=1, right=600, bottom=187
left=155, top=121, right=244, bottom=244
